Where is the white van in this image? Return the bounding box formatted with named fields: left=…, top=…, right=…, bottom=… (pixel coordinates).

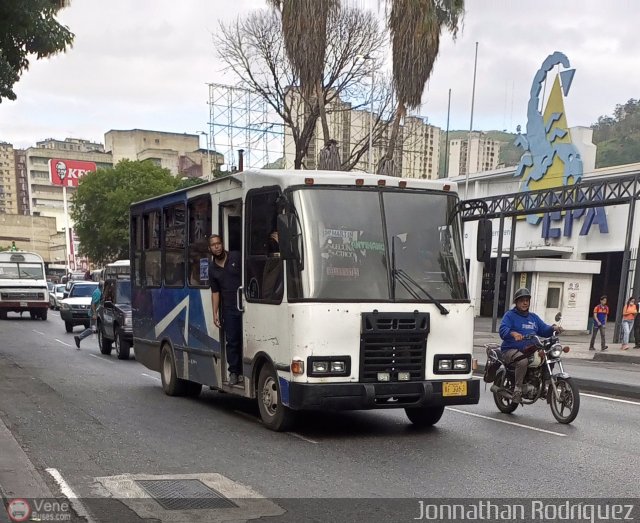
left=0, top=251, right=49, bottom=320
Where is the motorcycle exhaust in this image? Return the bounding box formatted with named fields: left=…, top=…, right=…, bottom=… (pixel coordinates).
left=490, top=385, right=512, bottom=400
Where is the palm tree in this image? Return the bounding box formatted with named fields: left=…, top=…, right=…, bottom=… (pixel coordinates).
left=267, top=0, right=341, bottom=169
left=378, top=0, right=464, bottom=176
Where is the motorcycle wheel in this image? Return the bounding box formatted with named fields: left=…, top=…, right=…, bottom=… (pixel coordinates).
left=493, top=374, right=518, bottom=413
left=549, top=377, right=580, bottom=424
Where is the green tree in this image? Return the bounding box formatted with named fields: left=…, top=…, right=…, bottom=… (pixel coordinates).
left=267, top=0, right=341, bottom=169
left=71, top=160, right=179, bottom=264
left=592, top=98, right=640, bottom=168
left=378, top=0, right=464, bottom=176
left=0, top=0, right=74, bottom=102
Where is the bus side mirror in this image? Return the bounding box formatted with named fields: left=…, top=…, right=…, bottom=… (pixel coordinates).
left=277, top=213, right=300, bottom=262
left=477, top=219, right=492, bottom=265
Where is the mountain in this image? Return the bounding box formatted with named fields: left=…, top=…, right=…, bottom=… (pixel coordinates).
left=592, top=98, right=640, bottom=168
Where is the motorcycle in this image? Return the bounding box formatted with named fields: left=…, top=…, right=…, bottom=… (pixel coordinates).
left=483, top=331, right=580, bottom=424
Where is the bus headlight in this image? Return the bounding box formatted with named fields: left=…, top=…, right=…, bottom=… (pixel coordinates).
left=453, top=359, right=469, bottom=371
left=438, top=360, right=452, bottom=371
left=307, top=356, right=350, bottom=377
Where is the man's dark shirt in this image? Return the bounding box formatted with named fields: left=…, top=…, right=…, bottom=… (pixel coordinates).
left=209, top=251, right=242, bottom=310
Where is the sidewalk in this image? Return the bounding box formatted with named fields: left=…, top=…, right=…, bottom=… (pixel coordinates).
left=473, top=316, right=640, bottom=399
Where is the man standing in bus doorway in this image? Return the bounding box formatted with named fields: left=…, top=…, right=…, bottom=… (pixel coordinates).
left=208, top=234, right=243, bottom=385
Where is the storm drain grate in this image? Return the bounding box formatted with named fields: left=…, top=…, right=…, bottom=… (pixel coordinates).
left=136, top=479, right=238, bottom=510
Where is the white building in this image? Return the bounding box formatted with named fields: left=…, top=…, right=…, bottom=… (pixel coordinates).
left=452, top=127, right=639, bottom=332
left=283, top=91, right=440, bottom=177
left=447, top=131, right=500, bottom=178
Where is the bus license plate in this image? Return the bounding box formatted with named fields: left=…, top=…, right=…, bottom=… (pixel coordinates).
left=443, top=381, right=467, bottom=397
left=20, top=302, right=27, bottom=307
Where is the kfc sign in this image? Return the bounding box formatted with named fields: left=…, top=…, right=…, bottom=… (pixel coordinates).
left=49, top=159, right=97, bottom=187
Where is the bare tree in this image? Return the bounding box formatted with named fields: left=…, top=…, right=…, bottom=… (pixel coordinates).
left=215, top=6, right=390, bottom=170
left=378, top=0, right=464, bottom=176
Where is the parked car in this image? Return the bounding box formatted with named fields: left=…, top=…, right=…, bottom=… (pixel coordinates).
left=49, top=284, right=66, bottom=310
left=97, top=277, right=132, bottom=359
left=59, top=281, right=98, bottom=333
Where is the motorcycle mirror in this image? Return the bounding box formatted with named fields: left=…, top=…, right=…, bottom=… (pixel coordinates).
left=555, top=311, right=562, bottom=322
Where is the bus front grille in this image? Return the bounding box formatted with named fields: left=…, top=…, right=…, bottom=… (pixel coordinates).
left=1, top=292, right=44, bottom=300
left=359, top=312, right=429, bottom=383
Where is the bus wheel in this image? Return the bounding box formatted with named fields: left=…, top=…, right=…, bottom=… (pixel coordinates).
left=257, top=364, right=295, bottom=432
left=160, top=345, right=186, bottom=396
left=405, top=405, right=445, bottom=428
left=40, top=309, right=47, bottom=320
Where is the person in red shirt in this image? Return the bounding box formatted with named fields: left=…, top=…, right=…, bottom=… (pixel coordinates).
left=589, top=295, right=609, bottom=351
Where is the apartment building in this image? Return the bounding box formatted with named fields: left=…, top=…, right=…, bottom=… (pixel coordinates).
left=283, top=91, right=440, bottom=177
left=25, top=141, right=113, bottom=231
left=104, top=129, right=223, bottom=178
left=0, top=142, right=17, bottom=214
left=447, top=131, right=500, bottom=177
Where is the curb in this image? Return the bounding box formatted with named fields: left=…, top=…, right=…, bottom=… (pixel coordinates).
left=474, top=364, right=640, bottom=401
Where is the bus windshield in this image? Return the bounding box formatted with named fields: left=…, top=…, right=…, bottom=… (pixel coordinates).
left=0, top=262, right=45, bottom=280
left=290, top=188, right=467, bottom=302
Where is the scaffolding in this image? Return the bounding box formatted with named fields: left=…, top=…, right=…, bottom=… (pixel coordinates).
left=208, top=83, right=285, bottom=171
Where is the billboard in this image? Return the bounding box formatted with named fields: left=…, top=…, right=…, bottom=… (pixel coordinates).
left=49, top=158, right=97, bottom=187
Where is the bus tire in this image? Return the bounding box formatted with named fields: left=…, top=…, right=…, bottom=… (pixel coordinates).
left=257, top=364, right=295, bottom=432
left=115, top=331, right=130, bottom=360
left=405, top=405, right=445, bottom=428
left=40, top=309, right=47, bottom=320
left=160, top=345, right=186, bottom=396
left=65, top=321, right=73, bottom=333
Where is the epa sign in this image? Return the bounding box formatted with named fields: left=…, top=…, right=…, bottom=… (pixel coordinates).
left=49, top=158, right=97, bottom=187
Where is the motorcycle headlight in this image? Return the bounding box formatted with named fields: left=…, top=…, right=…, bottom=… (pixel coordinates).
left=549, top=344, right=563, bottom=359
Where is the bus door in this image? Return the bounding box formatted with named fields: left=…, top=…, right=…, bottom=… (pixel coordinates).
left=218, top=199, right=243, bottom=382
left=243, top=189, right=288, bottom=380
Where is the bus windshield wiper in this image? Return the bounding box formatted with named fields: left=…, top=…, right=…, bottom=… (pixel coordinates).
left=394, top=268, right=449, bottom=315
left=390, top=236, right=449, bottom=314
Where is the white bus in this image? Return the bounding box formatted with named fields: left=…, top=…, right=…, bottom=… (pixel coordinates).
left=0, top=251, right=49, bottom=320
left=131, top=170, right=491, bottom=431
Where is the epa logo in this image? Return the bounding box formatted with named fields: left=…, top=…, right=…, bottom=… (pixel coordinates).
left=6, top=498, right=31, bottom=522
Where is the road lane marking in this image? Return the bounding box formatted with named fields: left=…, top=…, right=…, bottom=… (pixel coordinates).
left=89, top=353, right=114, bottom=363
left=141, top=372, right=161, bottom=381
left=288, top=432, right=319, bottom=444
left=55, top=339, right=73, bottom=348
left=581, top=392, right=640, bottom=406
left=32, top=329, right=46, bottom=335
left=46, top=468, right=96, bottom=523
left=446, top=407, right=567, bottom=437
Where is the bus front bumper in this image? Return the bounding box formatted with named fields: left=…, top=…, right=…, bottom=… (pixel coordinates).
left=286, top=378, right=480, bottom=411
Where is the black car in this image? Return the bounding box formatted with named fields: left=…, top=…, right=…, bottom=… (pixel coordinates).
left=97, top=278, right=132, bottom=359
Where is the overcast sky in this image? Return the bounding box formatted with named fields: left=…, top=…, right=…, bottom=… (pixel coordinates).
left=1, top=0, right=638, bottom=151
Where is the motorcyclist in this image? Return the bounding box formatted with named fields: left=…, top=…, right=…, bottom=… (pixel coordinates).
left=499, top=288, right=562, bottom=403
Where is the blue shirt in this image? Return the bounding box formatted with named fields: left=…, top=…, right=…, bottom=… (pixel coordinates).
left=499, top=307, right=554, bottom=352
left=89, top=288, right=102, bottom=317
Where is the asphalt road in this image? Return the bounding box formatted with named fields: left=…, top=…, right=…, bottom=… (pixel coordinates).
left=1, top=311, right=640, bottom=522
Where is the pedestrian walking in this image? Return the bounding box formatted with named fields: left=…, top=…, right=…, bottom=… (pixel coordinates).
left=621, top=297, right=637, bottom=350
left=589, top=295, right=609, bottom=351
left=74, top=283, right=102, bottom=350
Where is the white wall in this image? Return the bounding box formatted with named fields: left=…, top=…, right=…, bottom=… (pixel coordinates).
left=530, top=272, right=593, bottom=331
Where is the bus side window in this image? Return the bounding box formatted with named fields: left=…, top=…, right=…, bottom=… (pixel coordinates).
left=187, top=196, right=212, bottom=287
